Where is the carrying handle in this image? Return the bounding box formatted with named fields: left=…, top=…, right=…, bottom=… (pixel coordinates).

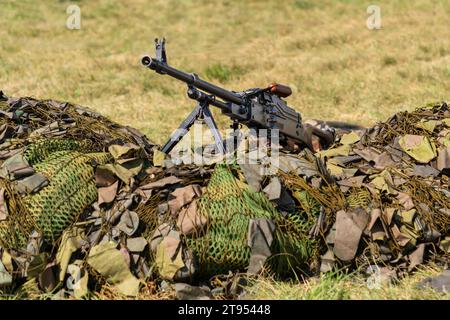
left=267, top=83, right=292, bottom=98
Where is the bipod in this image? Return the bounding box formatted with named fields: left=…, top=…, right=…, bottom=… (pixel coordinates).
left=161, top=87, right=226, bottom=155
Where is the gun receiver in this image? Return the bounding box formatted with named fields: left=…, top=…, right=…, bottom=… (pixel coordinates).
left=141, top=38, right=334, bottom=154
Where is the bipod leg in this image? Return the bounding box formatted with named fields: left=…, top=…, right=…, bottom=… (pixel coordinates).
left=161, top=103, right=202, bottom=154
left=202, top=105, right=226, bottom=154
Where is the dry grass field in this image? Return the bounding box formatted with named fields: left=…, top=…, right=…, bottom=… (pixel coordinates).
left=1, top=0, right=449, bottom=144
left=0, top=0, right=449, bottom=299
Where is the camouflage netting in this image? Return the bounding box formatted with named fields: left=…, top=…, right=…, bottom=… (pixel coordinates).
left=0, top=91, right=448, bottom=299
left=188, top=164, right=279, bottom=277
left=0, top=140, right=111, bottom=248
left=184, top=164, right=316, bottom=279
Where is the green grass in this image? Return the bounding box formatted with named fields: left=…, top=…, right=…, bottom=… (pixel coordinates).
left=245, top=266, right=449, bottom=300
left=204, top=63, right=245, bottom=82
left=0, top=0, right=449, bottom=299
left=293, top=1, right=317, bottom=10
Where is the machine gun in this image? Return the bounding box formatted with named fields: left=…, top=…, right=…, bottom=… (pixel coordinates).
left=141, top=38, right=335, bottom=154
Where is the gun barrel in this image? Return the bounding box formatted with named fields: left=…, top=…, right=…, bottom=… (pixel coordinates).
left=141, top=56, right=244, bottom=105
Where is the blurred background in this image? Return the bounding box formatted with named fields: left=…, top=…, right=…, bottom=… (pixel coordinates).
left=0, top=0, right=449, bottom=144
